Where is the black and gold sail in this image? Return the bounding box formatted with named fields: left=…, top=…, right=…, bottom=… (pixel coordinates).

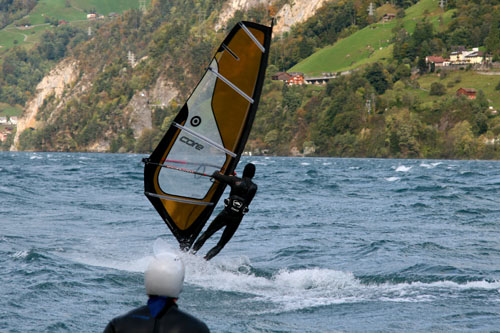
left=144, top=21, right=272, bottom=249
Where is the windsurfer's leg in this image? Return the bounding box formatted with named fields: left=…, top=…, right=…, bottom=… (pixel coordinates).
left=192, top=213, right=226, bottom=253
left=204, top=216, right=242, bottom=260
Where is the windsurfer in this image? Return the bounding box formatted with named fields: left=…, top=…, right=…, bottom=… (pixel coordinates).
left=191, top=163, right=258, bottom=260
left=104, top=253, right=209, bottom=333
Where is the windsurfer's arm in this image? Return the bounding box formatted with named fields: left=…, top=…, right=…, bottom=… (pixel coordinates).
left=211, top=171, right=235, bottom=185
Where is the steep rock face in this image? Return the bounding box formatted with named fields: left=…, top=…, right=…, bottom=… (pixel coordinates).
left=11, top=59, right=79, bottom=150
left=125, top=76, right=179, bottom=140
left=274, top=0, right=329, bottom=33
left=215, top=0, right=269, bottom=31
left=11, top=59, right=179, bottom=152
left=215, top=0, right=329, bottom=34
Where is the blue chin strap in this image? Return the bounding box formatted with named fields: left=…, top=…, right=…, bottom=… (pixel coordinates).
left=147, top=296, right=170, bottom=318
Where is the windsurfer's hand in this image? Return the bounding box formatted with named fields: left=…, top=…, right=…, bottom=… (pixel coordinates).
left=212, top=171, right=219, bottom=177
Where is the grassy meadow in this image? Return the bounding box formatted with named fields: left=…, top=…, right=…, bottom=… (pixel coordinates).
left=291, top=0, right=452, bottom=75
left=0, top=103, right=23, bottom=117
left=0, top=0, right=149, bottom=54
left=382, top=70, right=500, bottom=111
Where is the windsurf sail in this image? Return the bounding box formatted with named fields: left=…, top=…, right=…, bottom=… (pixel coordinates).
left=143, top=21, right=272, bottom=249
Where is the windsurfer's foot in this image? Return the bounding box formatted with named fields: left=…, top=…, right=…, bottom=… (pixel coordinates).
left=192, top=242, right=202, bottom=253
left=204, top=246, right=222, bottom=261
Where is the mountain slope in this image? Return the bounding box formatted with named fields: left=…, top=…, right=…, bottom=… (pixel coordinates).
left=4, top=0, right=500, bottom=160
left=291, top=0, right=455, bottom=74
left=0, top=0, right=146, bottom=52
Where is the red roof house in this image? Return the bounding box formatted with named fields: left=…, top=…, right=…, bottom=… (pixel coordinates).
left=456, top=88, right=477, bottom=99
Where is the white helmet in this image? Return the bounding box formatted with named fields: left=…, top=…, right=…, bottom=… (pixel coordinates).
left=144, top=253, right=185, bottom=298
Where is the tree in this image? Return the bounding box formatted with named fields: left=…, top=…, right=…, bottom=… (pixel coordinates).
left=281, top=85, right=302, bottom=113
left=485, top=23, right=500, bottom=55
left=449, top=120, right=478, bottom=158
left=430, top=82, right=446, bottom=96
left=385, top=108, right=422, bottom=157
left=365, top=63, right=390, bottom=94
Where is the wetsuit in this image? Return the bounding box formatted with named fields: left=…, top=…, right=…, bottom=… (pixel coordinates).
left=104, top=297, right=209, bottom=333
left=192, top=172, right=257, bottom=260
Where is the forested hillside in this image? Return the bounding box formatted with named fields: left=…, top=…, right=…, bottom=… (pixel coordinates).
left=0, top=0, right=37, bottom=29
left=249, top=0, right=500, bottom=159
left=3, top=0, right=500, bottom=159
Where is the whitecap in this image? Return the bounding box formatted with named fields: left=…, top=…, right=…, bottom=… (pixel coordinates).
left=420, top=162, right=442, bottom=169
left=12, top=250, right=29, bottom=259
left=395, top=165, right=412, bottom=172
left=385, top=177, right=400, bottom=182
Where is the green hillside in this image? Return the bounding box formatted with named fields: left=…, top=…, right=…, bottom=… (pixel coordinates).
left=0, top=0, right=149, bottom=53
left=417, top=72, right=500, bottom=109
left=0, top=103, right=22, bottom=117
left=291, top=0, right=455, bottom=74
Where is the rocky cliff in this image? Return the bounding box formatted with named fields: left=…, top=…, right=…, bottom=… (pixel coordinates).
left=215, top=0, right=330, bottom=34
left=11, top=59, right=79, bottom=151
left=12, top=59, right=179, bottom=152
left=274, top=0, right=329, bottom=33
left=125, top=77, right=179, bottom=140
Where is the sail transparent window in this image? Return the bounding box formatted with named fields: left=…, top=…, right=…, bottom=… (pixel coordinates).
left=158, top=60, right=226, bottom=199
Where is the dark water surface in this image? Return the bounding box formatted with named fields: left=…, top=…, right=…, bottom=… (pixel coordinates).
left=1, top=152, right=500, bottom=332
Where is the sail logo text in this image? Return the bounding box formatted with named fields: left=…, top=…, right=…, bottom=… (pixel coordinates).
left=180, top=136, right=204, bottom=150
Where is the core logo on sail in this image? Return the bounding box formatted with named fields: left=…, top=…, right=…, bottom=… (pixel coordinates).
left=180, top=136, right=204, bottom=151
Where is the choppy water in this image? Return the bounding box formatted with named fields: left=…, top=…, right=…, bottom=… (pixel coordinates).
left=1, top=152, right=500, bottom=332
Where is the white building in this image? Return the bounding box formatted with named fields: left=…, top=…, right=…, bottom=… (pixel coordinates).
left=449, top=47, right=492, bottom=65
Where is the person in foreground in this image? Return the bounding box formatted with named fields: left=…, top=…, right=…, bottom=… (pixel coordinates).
left=103, top=253, right=209, bottom=333
left=192, top=163, right=258, bottom=260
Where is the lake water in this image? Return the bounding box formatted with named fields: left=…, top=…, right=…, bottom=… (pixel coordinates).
left=1, top=152, right=500, bottom=332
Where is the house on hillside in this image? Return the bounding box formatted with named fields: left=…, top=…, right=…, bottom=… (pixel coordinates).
left=449, top=47, right=491, bottom=65
left=456, top=88, right=477, bottom=99
left=382, top=13, right=396, bottom=22
left=8, top=116, right=18, bottom=125
left=0, top=117, right=7, bottom=124
left=464, top=50, right=491, bottom=64
left=272, top=72, right=304, bottom=85
left=272, top=72, right=292, bottom=81
left=426, top=56, right=450, bottom=69
left=287, top=72, right=304, bottom=85
left=87, top=13, right=97, bottom=20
